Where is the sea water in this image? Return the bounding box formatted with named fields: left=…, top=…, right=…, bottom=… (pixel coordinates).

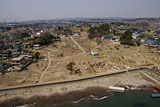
left=59, top=90, right=160, bottom=107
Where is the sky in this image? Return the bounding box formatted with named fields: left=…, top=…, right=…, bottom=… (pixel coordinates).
left=0, top=0, right=160, bottom=22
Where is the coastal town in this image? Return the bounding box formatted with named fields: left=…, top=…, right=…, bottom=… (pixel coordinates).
left=1, top=0, right=160, bottom=106
left=0, top=18, right=160, bottom=106
left=0, top=18, right=160, bottom=83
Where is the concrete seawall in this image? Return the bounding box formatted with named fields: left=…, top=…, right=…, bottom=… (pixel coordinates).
left=0, top=67, right=149, bottom=92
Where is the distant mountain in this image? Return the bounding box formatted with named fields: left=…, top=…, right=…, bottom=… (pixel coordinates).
left=5, top=17, right=160, bottom=24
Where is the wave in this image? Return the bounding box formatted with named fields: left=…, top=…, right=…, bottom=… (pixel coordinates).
left=52, top=104, right=58, bottom=107
left=15, top=104, right=33, bottom=107
left=72, top=98, right=85, bottom=104
left=93, top=96, right=108, bottom=101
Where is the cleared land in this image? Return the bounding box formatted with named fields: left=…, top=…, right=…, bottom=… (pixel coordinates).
left=0, top=70, right=154, bottom=101
left=0, top=30, right=160, bottom=88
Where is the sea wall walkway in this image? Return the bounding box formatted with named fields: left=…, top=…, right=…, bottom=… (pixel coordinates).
left=0, top=67, right=151, bottom=92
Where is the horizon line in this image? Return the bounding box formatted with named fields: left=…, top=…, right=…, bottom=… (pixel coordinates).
left=1, top=16, right=160, bottom=23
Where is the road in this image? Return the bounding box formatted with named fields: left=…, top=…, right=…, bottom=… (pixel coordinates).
left=70, top=36, right=87, bottom=54
left=38, top=52, right=51, bottom=83
left=70, top=36, right=96, bottom=73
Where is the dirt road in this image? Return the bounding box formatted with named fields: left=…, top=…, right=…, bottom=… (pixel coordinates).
left=70, top=36, right=87, bottom=54
left=39, top=52, right=51, bottom=83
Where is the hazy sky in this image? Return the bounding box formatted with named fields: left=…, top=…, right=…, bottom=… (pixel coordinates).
left=0, top=0, right=160, bottom=22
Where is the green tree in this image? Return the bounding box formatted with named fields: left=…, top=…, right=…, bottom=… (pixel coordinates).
left=88, top=24, right=110, bottom=39
left=57, top=26, right=63, bottom=31
left=88, top=27, right=97, bottom=39
left=32, top=52, right=40, bottom=59
left=36, top=32, right=54, bottom=45
left=15, top=32, right=30, bottom=39
left=6, top=27, right=12, bottom=31
left=63, top=28, right=72, bottom=35
left=120, top=30, right=134, bottom=45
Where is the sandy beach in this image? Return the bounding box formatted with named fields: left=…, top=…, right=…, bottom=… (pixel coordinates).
left=0, top=71, right=154, bottom=107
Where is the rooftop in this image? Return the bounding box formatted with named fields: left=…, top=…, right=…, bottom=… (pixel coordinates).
left=11, top=56, right=24, bottom=61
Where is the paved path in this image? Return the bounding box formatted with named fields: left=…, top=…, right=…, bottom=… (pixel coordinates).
left=0, top=67, right=150, bottom=92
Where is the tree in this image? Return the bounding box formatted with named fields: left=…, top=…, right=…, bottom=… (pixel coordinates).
left=15, top=32, right=30, bottom=39
left=88, top=24, right=110, bottom=39
left=36, top=32, right=54, bottom=45
left=111, top=22, right=125, bottom=26
left=6, top=27, right=12, bottom=31
left=66, top=62, right=75, bottom=74
left=63, top=28, right=72, bottom=35
left=32, top=52, right=40, bottom=59
left=120, top=30, right=135, bottom=45
left=88, top=27, right=97, bottom=39
left=57, top=26, right=63, bottom=31
left=135, top=39, right=141, bottom=46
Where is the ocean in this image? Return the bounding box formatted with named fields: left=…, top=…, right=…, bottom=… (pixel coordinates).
left=1, top=89, right=160, bottom=107
left=59, top=90, right=160, bottom=107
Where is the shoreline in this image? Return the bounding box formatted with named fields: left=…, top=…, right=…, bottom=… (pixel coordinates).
left=0, top=85, right=153, bottom=107
left=0, top=72, right=154, bottom=107
left=0, top=67, right=149, bottom=92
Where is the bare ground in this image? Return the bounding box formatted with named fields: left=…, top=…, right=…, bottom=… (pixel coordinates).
left=0, top=31, right=160, bottom=88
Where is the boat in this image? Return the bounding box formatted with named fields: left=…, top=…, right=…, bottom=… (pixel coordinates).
left=154, top=85, right=160, bottom=91
left=151, top=93, right=160, bottom=98
left=108, top=86, right=125, bottom=92
left=90, top=95, right=96, bottom=98
left=153, top=89, right=159, bottom=93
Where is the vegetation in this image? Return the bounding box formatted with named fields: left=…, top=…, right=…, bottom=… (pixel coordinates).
left=33, top=32, right=54, bottom=46
left=136, top=22, right=150, bottom=26
left=57, top=26, right=63, bottom=31
left=111, top=22, right=125, bottom=26
left=135, top=39, right=141, bottom=46
left=63, top=28, right=72, bottom=35
left=14, top=32, right=30, bottom=39
left=0, top=27, right=12, bottom=31
left=88, top=24, right=110, bottom=39
left=67, top=62, right=75, bottom=74
left=55, top=27, right=72, bottom=35
left=66, top=62, right=81, bottom=75
left=120, top=30, right=135, bottom=45
left=32, top=52, right=40, bottom=59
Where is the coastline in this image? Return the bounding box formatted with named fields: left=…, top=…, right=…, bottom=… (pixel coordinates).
left=0, top=72, right=154, bottom=107
left=0, top=86, right=153, bottom=107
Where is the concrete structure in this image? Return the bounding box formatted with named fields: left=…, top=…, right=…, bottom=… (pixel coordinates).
left=10, top=56, right=26, bottom=65
left=108, top=86, right=125, bottom=92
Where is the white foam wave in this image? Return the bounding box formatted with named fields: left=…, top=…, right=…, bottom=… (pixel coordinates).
left=93, top=96, right=108, bottom=100
left=72, top=98, right=85, bottom=104
left=15, top=104, right=33, bottom=107
left=51, top=104, right=57, bottom=107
